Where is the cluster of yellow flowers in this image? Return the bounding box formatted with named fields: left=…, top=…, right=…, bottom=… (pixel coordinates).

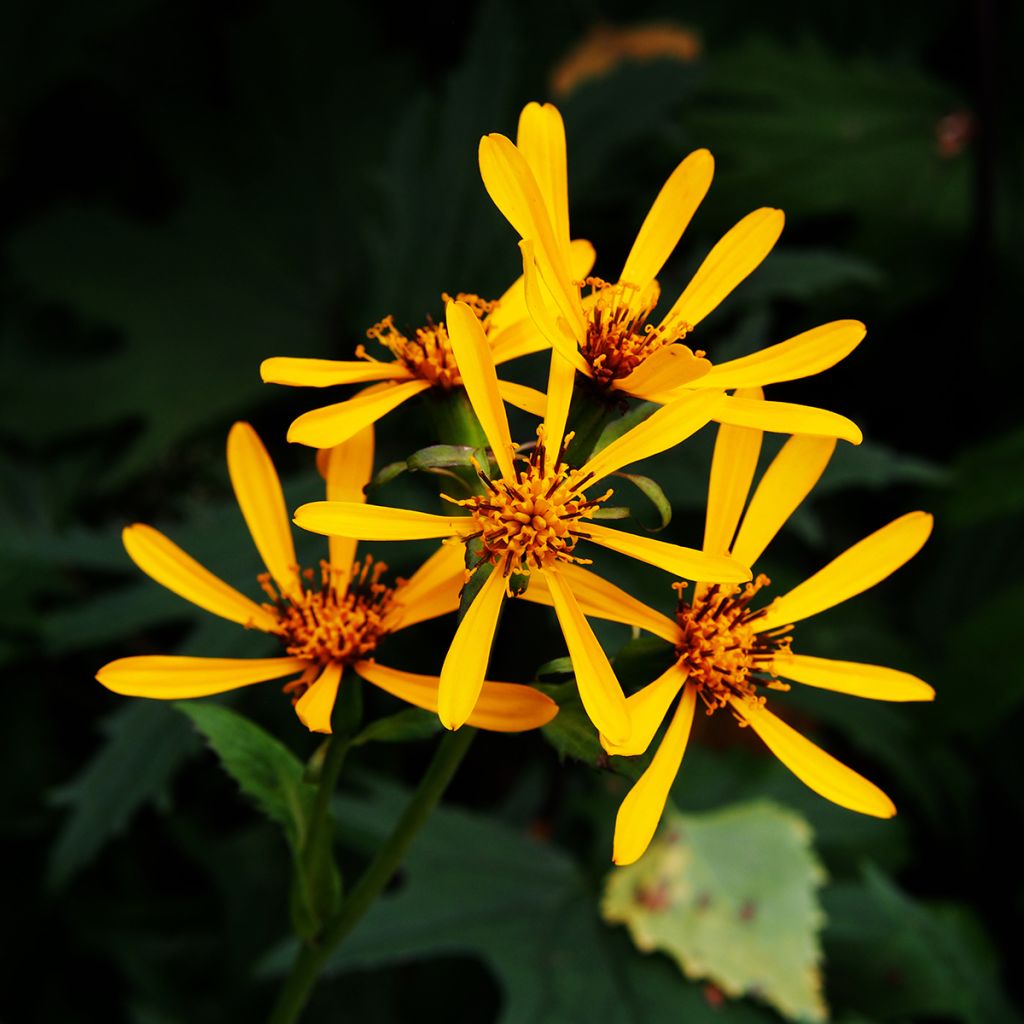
left=96, top=103, right=933, bottom=865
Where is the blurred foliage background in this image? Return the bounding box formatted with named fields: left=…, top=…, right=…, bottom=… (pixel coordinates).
left=3, top=0, right=1022, bottom=1020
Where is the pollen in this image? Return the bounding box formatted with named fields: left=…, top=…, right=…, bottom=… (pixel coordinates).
left=260, top=557, right=396, bottom=672
left=448, top=428, right=611, bottom=581
left=359, top=292, right=498, bottom=390
left=580, top=277, right=696, bottom=388
left=673, top=575, right=792, bottom=716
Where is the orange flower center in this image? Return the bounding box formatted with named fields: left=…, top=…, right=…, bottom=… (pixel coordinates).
left=450, top=430, right=611, bottom=578
left=260, top=557, right=396, bottom=677
left=358, top=292, right=498, bottom=389
left=674, top=576, right=792, bottom=715
left=581, top=277, right=695, bottom=387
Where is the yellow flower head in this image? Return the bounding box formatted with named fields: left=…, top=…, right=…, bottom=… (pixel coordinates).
left=294, top=299, right=752, bottom=749
left=260, top=248, right=594, bottom=451
left=96, top=422, right=557, bottom=736
left=524, top=394, right=934, bottom=865
left=479, top=101, right=865, bottom=445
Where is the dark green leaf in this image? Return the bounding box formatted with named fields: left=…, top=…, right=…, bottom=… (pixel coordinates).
left=612, top=472, right=673, bottom=531
left=352, top=708, right=443, bottom=747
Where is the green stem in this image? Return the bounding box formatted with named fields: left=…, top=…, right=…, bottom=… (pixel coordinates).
left=268, top=727, right=477, bottom=1024
left=562, top=385, right=619, bottom=468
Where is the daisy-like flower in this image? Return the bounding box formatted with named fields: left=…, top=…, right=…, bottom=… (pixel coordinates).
left=96, top=423, right=557, bottom=735
left=260, top=251, right=592, bottom=451
left=478, top=101, right=864, bottom=444
left=294, top=299, right=751, bottom=748
left=523, top=391, right=934, bottom=864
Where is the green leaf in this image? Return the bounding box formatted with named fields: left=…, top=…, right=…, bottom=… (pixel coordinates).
left=405, top=444, right=482, bottom=472
left=612, top=472, right=672, bottom=531
left=603, top=801, right=828, bottom=1022
left=260, top=777, right=776, bottom=1024
left=352, top=708, right=443, bottom=747
left=48, top=700, right=201, bottom=888
left=824, top=866, right=1021, bottom=1024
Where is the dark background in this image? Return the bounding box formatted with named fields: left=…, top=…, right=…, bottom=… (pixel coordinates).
left=3, top=0, right=1022, bottom=1021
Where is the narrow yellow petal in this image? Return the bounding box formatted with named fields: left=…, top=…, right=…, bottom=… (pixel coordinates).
left=438, top=568, right=507, bottom=730
left=585, top=523, right=751, bottom=584
left=772, top=652, right=935, bottom=702
left=664, top=208, right=785, bottom=329
left=694, top=320, right=866, bottom=391
left=733, top=698, right=896, bottom=817
left=757, top=511, right=933, bottom=632
left=490, top=319, right=549, bottom=365
left=520, top=239, right=590, bottom=373
left=287, top=379, right=431, bottom=449
left=602, top=662, right=687, bottom=757
left=260, top=357, right=408, bottom=388
left=521, top=561, right=680, bottom=644
left=614, top=344, right=712, bottom=399
left=445, top=299, right=516, bottom=481
left=517, top=102, right=571, bottom=254
left=227, top=422, right=301, bottom=600
left=612, top=685, right=697, bottom=865
left=713, top=394, right=863, bottom=445
left=543, top=568, right=631, bottom=745
left=122, top=523, right=278, bottom=631
left=544, top=328, right=577, bottom=456
left=731, top=434, right=836, bottom=566
left=620, top=149, right=715, bottom=288
left=97, top=655, right=304, bottom=698
left=579, top=390, right=723, bottom=485
left=294, top=501, right=463, bottom=542
left=479, top=133, right=583, bottom=335
left=496, top=379, right=547, bottom=418
left=323, top=425, right=375, bottom=592
left=295, top=661, right=344, bottom=734
left=383, top=541, right=466, bottom=632
left=703, top=393, right=764, bottom=555
left=354, top=660, right=558, bottom=732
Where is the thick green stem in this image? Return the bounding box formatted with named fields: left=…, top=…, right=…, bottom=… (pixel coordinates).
left=268, top=727, right=477, bottom=1024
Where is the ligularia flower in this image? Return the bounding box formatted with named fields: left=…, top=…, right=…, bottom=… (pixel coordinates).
left=294, top=300, right=751, bottom=748
left=525, top=392, right=934, bottom=864
left=479, top=101, right=864, bottom=444
left=96, top=423, right=556, bottom=735
left=260, top=246, right=593, bottom=450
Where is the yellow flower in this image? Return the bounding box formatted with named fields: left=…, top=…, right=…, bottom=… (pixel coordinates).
left=294, top=298, right=751, bottom=748
left=522, top=390, right=934, bottom=864
left=260, top=256, right=592, bottom=450
left=96, top=422, right=557, bottom=735
left=478, top=101, right=864, bottom=444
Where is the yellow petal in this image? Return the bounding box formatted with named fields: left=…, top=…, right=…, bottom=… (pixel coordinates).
left=612, top=684, right=697, bottom=865
left=733, top=697, right=895, bottom=817
left=517, top=102, right=571, bottom=253
left=757, top=511, right=933, bottom=632
left=295, top=661, right=344, bottom=734
left=772, top=651, right=935, bottom=702
left=260, top=357, right=409, bottom=387
left=490, top=319, right=549, bottom=365
left=445, top=299, right=516, bottom=481
left=694, top=320, right=866, bottom=391
left=543, top=568, right=631, bottom=745
left=602, top=662, right=687, bottom=757
left=703, top=396, right=764, bottom=556
left=520, top=239, right=590, bottom=373
left=294, top=501, right=462, bottom=542
left=383, top=541, right=466, bottom=632
left=287, top=379, right=431, bottom=449
left=495, top=379, right=547, bottom=417
left=579, top=390, right=723, bottom=484
left=438, top=568, right=507, bottom=730
left=478, top=133, right=583, bottom=335
left=620, top=149, right=714, bottom=288
left=122, top=523, right=278, bottom=631
left=97, top=655, right=304, bottom=697
left=730, top=434, right=836, bottom=566
left=322, top=425, right=375, bottom=592
left=584, top=523, right=751, bottom=584
left=227, top=422, right=302, bottom=601
left=664, top=208, right=784, bottom=329
left=569, top=237, right=598, bottom=278
left=713, top=394, right=863, bottom=445
left=614, top=344, right=712, bottom=399
left=354, top=660, right=558, bottom=731
left=521, top=561, right=680, bottom=644
left=544, top=326, right=578, bottom=456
